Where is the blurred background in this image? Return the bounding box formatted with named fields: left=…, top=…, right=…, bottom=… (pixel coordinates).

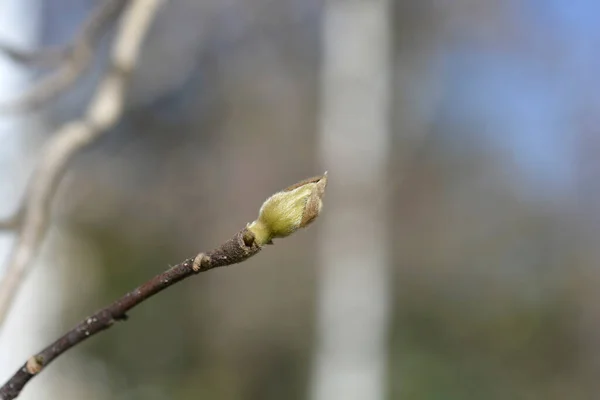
left=1, top=0, right=599, bottom=399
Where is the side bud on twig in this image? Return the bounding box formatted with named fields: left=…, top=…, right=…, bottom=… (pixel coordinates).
left=248, top=173, right=328, bottom=246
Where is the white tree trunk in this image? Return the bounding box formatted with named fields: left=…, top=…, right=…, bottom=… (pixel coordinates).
left=311, top=1, right=392, bottom=400
left=0, top=3, right=110, bottom=399
left=0, top=1, right=52, bottom=399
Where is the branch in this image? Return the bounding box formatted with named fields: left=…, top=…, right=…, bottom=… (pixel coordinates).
left=0, top=43, right=69, bottom=69
left=0, top=212, right=22, bottom=231
left=0, top=0, right=127, bottom=113
left=0, top=174, right=328, bottom=400
left=0, top=0, right=163, bottom=329
left=0, top=228, right=260, bottom=400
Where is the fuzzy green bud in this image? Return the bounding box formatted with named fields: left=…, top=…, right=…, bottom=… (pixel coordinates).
left=248, top=173, right=328, bottom=246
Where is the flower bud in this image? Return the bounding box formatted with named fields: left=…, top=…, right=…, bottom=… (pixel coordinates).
left=248, top=173, right=328, bottom=245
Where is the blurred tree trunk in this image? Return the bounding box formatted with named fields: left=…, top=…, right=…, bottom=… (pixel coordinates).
left=0, top=1, right=50, bottom=399
left=0, top=2, right=106, bottom=399
left=311, top=1, right=392, bottom=399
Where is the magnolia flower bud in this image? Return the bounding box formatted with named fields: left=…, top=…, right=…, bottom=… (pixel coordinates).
left=248, top=173, right=328, bottom=245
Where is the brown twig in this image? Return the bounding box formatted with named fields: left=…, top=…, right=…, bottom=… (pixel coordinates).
left=0, top=0, right=163, bottom=329
left=0, top=172, right=328, bottom=399
left=0, top=228, right=262, bottom=400
left=0, top=0, right=128, bottom=113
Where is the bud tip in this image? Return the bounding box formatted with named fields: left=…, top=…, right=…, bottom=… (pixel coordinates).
left=248, top=173, right=327, bottom=245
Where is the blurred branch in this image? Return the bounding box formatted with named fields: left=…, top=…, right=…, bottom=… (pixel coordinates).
left=0, top=0, right=163, bottom=330
left=0, top=212, right=22, bottom=232
left=0, top=43, right=69, bottom=69
left=0, top=173, right=328, bottom=399
left=0, top=0, right=127, bottom=113
left=0, top=227, right=263, bottom=400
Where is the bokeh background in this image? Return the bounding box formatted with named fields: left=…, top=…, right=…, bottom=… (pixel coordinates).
left=1, top=0, right=600, bottom=399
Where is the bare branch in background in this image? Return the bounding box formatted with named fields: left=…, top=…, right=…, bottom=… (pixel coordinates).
left=0, top=0, right=164, bottom=330
left=0, top=174, right=328, bottom=400
left=0, top=212, right=22, bottom=232
left=0, top=43, right=69, bottom=69
left=0, top=0, right=127, bottom=113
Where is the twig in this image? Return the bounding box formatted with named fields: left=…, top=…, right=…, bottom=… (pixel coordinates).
left=0, top=0, right=163, bottom=329
left=0, top=211, right=22, bottom=231
left=0, top=0, right=128, bottom=113
left=0, top=173, right=328, bottom=399
left=0, top=43, right=69, bottom=69
left=0, top=228, right=262, bottom=400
